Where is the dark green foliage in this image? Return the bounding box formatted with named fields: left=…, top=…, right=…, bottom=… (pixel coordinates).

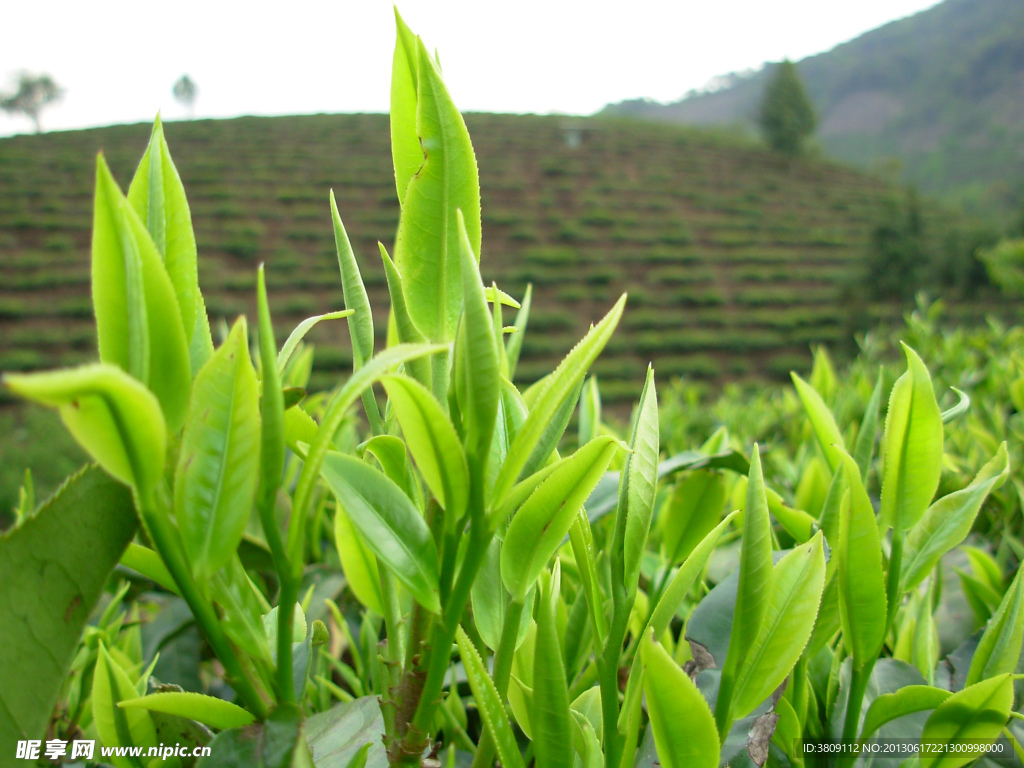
left=757, top=60, right=816, bottom=155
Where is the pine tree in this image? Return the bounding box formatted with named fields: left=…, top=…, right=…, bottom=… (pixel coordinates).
left=758, top=60, right=816, bottom=155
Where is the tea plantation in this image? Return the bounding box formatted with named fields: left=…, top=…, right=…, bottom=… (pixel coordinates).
left=0, top=113, right=990, bottom=406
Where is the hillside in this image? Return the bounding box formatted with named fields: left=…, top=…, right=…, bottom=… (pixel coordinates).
left=603, top=0, right=1024, bottom=217
left=0, top=113, right=989, bottom=407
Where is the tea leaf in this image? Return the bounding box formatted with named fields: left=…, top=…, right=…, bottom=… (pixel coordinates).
left=641, top=632, right=719, bottom=768
left=119, top=692, right=255, bottom=731
left=728, top=533, right=826, bottom=722
left=880, top=344, right=943, bottom=531
left=901, top=444, right=1009, bottom=592
left=390, top=8, right=421, bottom=205
left=472, top=538, right=529, bottom=651
left=277, top=310, right=353, bottom=373
left=5, top=363, right=166, bottom=493
left=175, top=319, right=261, bottom=583
left=393, top=37, right=481, bottom=342
left=93, top=644, right=157, bottom=767
left=966, top=567, right=1024, bottom=686
left=836, top=449, right=888, bottom=670
left=453, top=209, right=500, bottom=478
left=492, top=295, right=626, bottom=505
left=940, top=387, right=970, bottom=424
left=334, top=503, right=384, bottom=616
left=501, top=436, right=623, bottom=602
left=853, top=369, right=884, bottom=478
left=320, top=452, right=440, bottom=614
left=724, top=448, right=774, bottom=681
left=378, top=244, right=431, bottom=387
left=127, top=115, right=199, bottom=352
left=578, top=376, right=601, bottom=446
left=533, top=568, right=572, bottom=768
left=359, top=434, right=422, bottom=508
left=860, top=685, right=951, bottom=741
left=0, top=467, right=136, bottom=758
left=331, top=191, right=383, bottom=433
left=456, top=627, right=525, bottom=768
left=506, top=284, right=532, bottom=378
left=92, top=155, right=191, bottom=431
left=660, top=470, right=728, bottom=566
left=792, top=372, right=845, bottom=471
left=381, top=373, right=468, bottom=524
left=618, top=366, right=659, bottom=600
left=919, top=674, right=1014, bottom=768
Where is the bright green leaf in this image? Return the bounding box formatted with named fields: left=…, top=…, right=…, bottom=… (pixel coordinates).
left=880, top=344, right=943, bottom=531
left=320, top=452, right=440, bottom=614
left=175, top=318, right=261, bottom=583
left=792, top=371, right=845, bottom=471
left=120, top=692, right=255, bottom=731
left=641, top=632, right=719, bottom=768
left=836, top=449, right=888, bottom=670
left=966, top=567, right=1024, bottom=686
left=617, top=366, right=659, bottom=600
left=860, top=685, right=951, bottom=742
left=93, top=644, right=157, bottom=767
left=501, top=436, right=624, bottom=602
left=533, top=568, right=572, bottom=768
left=381, top=373, right=468, bottom=523
left=393, top=37, right=481, bottom=342
left=277, top=310, right=353, bottom=373
left=334, top=503, right=384, bottom=616
left=901, top=444, right=1009, bottom=592
left=92, top=154, right=191, bottom=431
left=456, top=627, right=525, bottom=768
left=5, top=364, right=166, bottom=493
left=660, top=471, right=727, bottom=566
left=919, top=674, right=1014, bottom=768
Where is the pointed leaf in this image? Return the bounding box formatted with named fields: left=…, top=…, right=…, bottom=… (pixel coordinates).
left=93, top=644, right=157, bottom=767
left=880, top=344, right=943, bottom=531
left=492, top=295, right=626, bottom=504
left=641, top=632, right=720, bottom=768
left=728, top=533, right=826, bottom=723
left=456, top=627, right=525, bottom=768
left=919, top=674, right=1014, bottom=768
left=92, top=155, right=191, bottom=431
left=617, top=366, right=659, bottom=599
left=660, top=470, right=728, bottom=566
left=501, top=436, right=624, bottom=602
left=853, top=369, right=884, bottom=478
left=902, top=444, right=1009, bottom=592
left=393, top=37, right=481, bottom=341
left=836, top=449, right=888, bottom=670
left=334, top=503, right=384, bottom=616
left=119, top=692, right=255, bottom=731
left=175, top=319, right=261, bottom=582
left=533, top=569, right=572, bottom=768
left=966, top=567, right=1024, bottom=686
left=506, top=284, right=532, bottom=378
left=454, top=209, right=499, bottom=477
left=5, top=364, right=166, bottom=493
left=381, top=374, right=468, bottom=523
left=860, top=685, right=951, bottom=742
left=277, top=310, right=353, bottom=373
left=320, top=453, right=439, bottom=613
left=390, top=8, right=421, bottom=206
left=127, top=116, right=199, bottom=348
left=792, top=372, right=845, bottom=472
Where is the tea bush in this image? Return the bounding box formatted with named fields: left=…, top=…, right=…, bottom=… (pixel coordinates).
left=1, top=12, right=1022, bottom=768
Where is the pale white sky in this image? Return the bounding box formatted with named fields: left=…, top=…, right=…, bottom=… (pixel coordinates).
left=0, top=0, right=942, bottom=137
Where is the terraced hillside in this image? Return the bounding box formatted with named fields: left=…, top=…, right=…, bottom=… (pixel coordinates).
left=0, top=113, right=985, bottom=404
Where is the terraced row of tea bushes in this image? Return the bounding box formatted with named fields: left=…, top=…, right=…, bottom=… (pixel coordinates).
left=0, top=113, right=1000, bottom=402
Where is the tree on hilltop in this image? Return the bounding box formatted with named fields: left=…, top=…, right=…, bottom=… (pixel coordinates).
left=0, top=72, right=63, bottom=134
left=758, top=59, right=816, bottom=155
left=173, top=75, right=198, bottom=118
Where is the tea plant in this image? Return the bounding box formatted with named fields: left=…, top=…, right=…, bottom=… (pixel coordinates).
left=2, top=10, right=1023, bottom=768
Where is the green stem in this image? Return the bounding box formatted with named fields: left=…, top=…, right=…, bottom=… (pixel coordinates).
left=408, top=526, right=491, bottom=737
left=599, top=596, right=631, bottom=768
left=276, top=577, right=298, bottom=704
left=491, top=598, right=525, bottom=696
left=839, top=662, right=874, bottom=764
left=470, top=734, right=495, bottom=768
left=885, top=530, right=905, bottom=632
left=379, top=566, right=406, bottom=664
left=142, top=488, right=270, bottom=718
